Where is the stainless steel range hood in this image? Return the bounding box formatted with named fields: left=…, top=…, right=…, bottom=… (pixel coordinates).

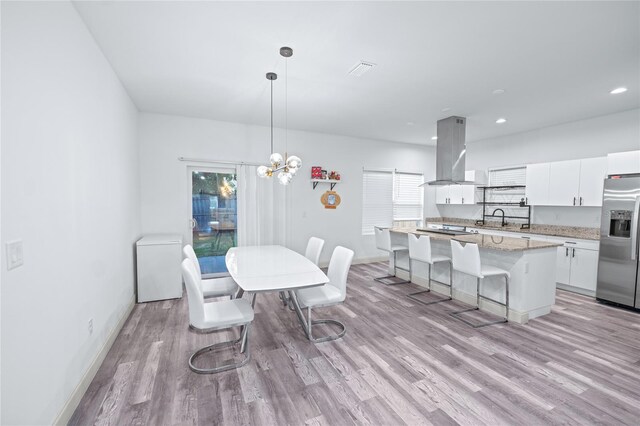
left=422, top=116, right=475, bottom=186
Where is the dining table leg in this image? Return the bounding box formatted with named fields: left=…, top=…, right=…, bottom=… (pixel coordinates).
left=287, top=290, right=310, bottom=339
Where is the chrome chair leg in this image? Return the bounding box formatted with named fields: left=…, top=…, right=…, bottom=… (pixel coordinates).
left=450, top=274, right=509, bottom=328
left=306, top=306, right=346, bottom=343
left=288, top=291, right=346, bottom=343
left=407, top=261, right=453, bottom=306
left=374, top=251, right=410, bottom=285
left=189, top=324, right=251, bottom=374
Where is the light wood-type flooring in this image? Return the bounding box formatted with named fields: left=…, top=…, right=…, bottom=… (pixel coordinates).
left=71, top=262, right=640, bottom=425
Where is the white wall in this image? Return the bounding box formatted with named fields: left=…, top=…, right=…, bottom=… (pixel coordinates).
left=1, top=2, right=140, bottom=425
left=436, top=109, right=640, bottom=227
left=139, top=113, right=437, bottom=264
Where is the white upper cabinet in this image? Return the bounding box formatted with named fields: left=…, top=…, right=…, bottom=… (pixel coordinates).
left=548, top=160, right=581, bottom=206
left=435, top=170, right=485, bottom=204
left=449, top=185, right=463, bottom=204
left=578, top=157, right=607, bottom=206
left=607, top=150, right=640, bottom=175
left=525, top=157, right=606, bottom=207
left=435, top=185, right=450, bottom=204
left=525, top=163, right=550, bottom=205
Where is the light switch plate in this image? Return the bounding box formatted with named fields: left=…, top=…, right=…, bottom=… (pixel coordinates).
left=6, top=240, right=24, bottom=270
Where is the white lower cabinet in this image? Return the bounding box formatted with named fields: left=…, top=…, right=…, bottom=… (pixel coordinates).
left=552, top=239, right=599, bottom=294
left=556, top=246, right=572, bottom=284
left=467, top=227, right=599, bottom=295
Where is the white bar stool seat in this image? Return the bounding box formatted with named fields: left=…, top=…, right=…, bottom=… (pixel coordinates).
left=407, top=233, right=453, bottom=305
left=374, top=227, right=410, bottom=285
left=449, top=240, right=510, bottom=328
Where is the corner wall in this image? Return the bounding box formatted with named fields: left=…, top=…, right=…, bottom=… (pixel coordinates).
left=1, top=2, right=141, bottom=424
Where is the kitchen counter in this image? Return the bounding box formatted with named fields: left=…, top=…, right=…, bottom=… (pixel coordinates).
left=391, top=227, right=562, bottom=251
left=386, top=228, right=560, bottom=324
left=425, top=217, right=599, bottom=240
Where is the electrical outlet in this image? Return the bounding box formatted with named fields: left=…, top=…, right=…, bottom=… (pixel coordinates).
left=6, top=240, right=24, bottom=270
left=88, top=319, right=93, bottom=335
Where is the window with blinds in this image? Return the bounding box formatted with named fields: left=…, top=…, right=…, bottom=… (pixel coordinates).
left=393, top=172, right=424, bottom=221
left=362, top=170, right=424, bottom=235
left=362, top=170, right=393, bottom=235
left=489, top=166, right=526, bottom=186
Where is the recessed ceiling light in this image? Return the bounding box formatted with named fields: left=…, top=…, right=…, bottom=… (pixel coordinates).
left=610, top=87, right=627, bottom=95
left=492, top=89, right=505, bottom=95
left=348, top=61, right=376, bottom=77
left=496, top=118, right=507, bottom=124
left=431, top=136, right=438, bottom=140
left=441, top=107, right=451, bottom=112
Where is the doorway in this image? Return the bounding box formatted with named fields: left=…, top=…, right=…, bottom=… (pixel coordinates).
left=188, top=166, right=237, bottom=275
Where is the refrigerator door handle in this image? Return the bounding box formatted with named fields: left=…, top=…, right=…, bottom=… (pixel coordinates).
left=632, top=196, right=640, bottom=261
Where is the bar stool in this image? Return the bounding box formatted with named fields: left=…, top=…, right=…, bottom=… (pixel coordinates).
left=449, top=240, right=510, bottom=328
left=406, top=233, right=453, bottom=305
left=374, top=227, right=410, bottom=285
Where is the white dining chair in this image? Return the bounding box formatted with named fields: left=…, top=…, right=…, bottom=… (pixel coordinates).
left=449, top=240, right=510, bottom=327
left=181, top=258, right=254, bottom=374
left=183, top=245, right=239, bottom=299
left=374, top=226, right=410, bottom=285
left=304, top=237, right=325, bottom=266
left=407, top=233, right=453, bottom=305
left=293, top=246, right=354, bottom=343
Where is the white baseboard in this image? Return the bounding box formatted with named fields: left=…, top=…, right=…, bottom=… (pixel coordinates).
left=53, top=296, right=135, bottom=425
left=556, top=283, right=595, bottom=297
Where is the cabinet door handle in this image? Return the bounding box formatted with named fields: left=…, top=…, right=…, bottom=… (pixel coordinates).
left=565, top=247, right=569, bottom=256
left=462, top=197, right=465, bottom=204
left=572, top=248, right=575, bottom=258
left=573, top=197, right=576, bottom=206
left=580, top=197, right=583, bottom=206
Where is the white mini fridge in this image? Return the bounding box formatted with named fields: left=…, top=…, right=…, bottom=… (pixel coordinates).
left=136, top=234, right=183, bottom=303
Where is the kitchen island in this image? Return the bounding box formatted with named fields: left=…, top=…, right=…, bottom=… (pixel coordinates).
left=389, top=228, right=563, bottom=323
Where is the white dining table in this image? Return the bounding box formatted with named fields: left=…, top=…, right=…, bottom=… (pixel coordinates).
left=226, top=245, right=328, bottom=293
left=225, top=245, right=328, bottom=340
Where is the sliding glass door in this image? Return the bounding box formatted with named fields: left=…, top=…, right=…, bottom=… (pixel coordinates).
left=188, top=166, right=237, bottom=276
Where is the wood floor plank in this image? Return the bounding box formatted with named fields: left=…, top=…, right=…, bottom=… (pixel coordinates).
left=71, top=263, right=640, bottom=426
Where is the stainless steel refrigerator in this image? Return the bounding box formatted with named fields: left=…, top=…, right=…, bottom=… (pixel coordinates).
left=596, top=176, right=640, bottom=308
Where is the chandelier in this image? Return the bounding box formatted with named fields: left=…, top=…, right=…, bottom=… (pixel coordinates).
left=257, top=47, right=302, bottom=185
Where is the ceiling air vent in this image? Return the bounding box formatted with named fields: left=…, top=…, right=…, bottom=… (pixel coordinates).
left=348, top=61, right=376, bottom=77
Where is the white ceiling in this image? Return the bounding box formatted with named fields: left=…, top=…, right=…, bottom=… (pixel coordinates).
left=73, top=1, right=639, bottom=145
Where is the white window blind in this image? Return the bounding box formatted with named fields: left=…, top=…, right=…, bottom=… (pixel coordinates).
left=489, top=166, right=526, bottom=186
left=362, top=170, right=424, bottom=235
left=393, top=172, right=424, bottom=221
left=362, top=170, right=393, bottom=235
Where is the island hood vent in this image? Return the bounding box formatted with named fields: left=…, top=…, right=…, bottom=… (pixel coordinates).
left=422, top=116, right=475, bottom=186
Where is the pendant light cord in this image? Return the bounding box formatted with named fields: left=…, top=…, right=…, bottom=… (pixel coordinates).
left=270, top=78, right=274, bottom=154
left=285, top=57, right=288, bottom=154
